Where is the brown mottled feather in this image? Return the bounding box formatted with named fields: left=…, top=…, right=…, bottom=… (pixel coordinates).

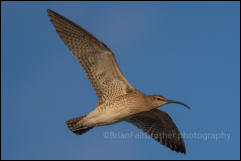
left=126, top=109, right=186, bottom=154
left=47, top=9, right=134, bottom=105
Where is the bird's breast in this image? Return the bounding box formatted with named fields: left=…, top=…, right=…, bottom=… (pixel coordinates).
left=83, top=93, right=150, bottom=126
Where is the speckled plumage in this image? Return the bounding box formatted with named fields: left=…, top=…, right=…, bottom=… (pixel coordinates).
left=48, top=9, right=189, bottom=154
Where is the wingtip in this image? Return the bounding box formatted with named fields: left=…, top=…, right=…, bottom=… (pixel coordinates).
left=182, top=149, right=186, bottom=155
left=47, top=9, right=58, bottom=17
left=176, top=146, right=186, bottom=154
left=47, top=9, right=53, bottom=13
left=47, top=9, right=53, bottom=17
left=181, top=146, right=187, bottom=154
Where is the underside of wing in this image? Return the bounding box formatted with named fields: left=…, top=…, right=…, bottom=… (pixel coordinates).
left=48, top=9, right=135, bottom=105
left=126, top=109, right=186, bottom=154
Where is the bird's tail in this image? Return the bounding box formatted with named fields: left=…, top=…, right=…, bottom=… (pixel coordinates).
left=65, top=115, right=93, bottom=135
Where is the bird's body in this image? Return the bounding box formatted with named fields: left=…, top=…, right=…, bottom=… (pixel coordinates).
left=48, top=9, right=190, bottom=154
left=80, top=90, right=153, bottom=127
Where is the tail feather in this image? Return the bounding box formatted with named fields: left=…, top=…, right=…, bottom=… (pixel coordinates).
left=66, top=115, right=93, bottom=135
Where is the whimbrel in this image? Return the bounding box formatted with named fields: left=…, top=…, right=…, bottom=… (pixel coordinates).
left=48, top=9, right=190, bottom=154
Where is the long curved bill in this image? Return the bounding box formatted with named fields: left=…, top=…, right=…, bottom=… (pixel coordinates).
left=167, top=100, right=191, bottom=109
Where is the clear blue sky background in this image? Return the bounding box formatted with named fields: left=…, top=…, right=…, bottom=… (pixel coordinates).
left=1, top=1, right=240, bottom=160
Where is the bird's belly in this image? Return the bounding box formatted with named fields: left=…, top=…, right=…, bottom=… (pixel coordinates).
left=93, top=109, right=129, bottom=126
left=81, top=93, right=150, bottom=127
left=83, top=104, right=144, bottom=127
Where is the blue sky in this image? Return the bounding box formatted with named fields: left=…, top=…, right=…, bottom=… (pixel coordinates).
left=1, top=1, right=240, bottom=160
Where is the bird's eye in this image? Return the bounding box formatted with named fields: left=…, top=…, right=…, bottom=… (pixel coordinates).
left=157, top=97, right=162, bottom=101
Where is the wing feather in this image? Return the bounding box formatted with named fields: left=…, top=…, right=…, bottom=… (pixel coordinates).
left=126, top=109, right=186, bottom=154
left=48, top=9, right=134, bottom=105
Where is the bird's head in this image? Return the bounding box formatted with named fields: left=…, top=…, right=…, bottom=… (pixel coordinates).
left=150, top=95, right=190, bottom=109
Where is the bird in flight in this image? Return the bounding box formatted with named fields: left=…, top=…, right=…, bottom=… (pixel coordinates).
left=48, top=9, right=190, bottom=154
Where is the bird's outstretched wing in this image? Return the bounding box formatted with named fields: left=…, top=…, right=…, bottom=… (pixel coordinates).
left=126, top=109, right=186, bottom=154
left=48, top=9, right=135, bottom=105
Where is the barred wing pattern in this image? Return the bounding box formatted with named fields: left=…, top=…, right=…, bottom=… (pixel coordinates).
left=48, top=9, right=134, bottom=105
left=126, top=109, right=186, bottom=154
